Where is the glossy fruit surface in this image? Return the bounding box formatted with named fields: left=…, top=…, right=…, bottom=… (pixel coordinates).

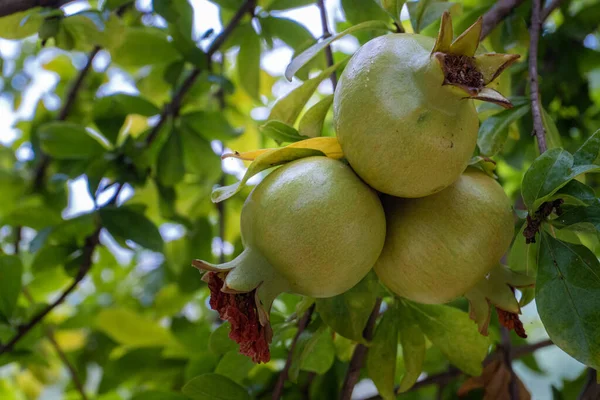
left=374, top=168, right=514, bottom=304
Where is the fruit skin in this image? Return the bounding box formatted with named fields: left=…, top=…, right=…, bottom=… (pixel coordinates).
left=374, top=168, right=514, bottom=304
left=195, top=156, right=386, bottom=362
left=240, top=156, right=386, bottom=297
left=333, top=34, right=479, bottom=198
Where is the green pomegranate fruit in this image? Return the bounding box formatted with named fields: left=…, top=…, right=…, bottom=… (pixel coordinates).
left=333, top=12, right=519, bottom=198
left=194, top=156, right=386, bottom=362
left=374, top=168, right=513, bottom=304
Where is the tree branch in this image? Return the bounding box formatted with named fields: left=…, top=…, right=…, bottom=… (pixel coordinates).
left=316, top=0, right=337, bottom=89
left=272, top=304, right=315, bottom=400
left=33, top=46, right=101, bottom=191
left=363, top=339, right=554, bottom=400
left=481, top=0, right=526, bottom=39
left=0, top=0, right=74, bottom=18
left=22, top=289, right=88, bottom=400
left=501, top=327, right=519, bottom=400
left=0, top=229, right=101, bottom=355
left=145, top=0, right=256, bottom=146
left=541, top=0, right=565, bottom=21
left=340, top=298, right=383, bottom=400
left=578, top=368, right=599, bottom=400
left=529, top=0, right=547, bottom=154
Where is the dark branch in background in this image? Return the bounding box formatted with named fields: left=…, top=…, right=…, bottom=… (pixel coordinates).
left=0, top=229, right=101, bottom=355
left=340, top=297, right=383, bottom=400
left=541, top=0, right=565, bottom=21
left=481, top=0, right=526, bottom=39
left=316, top=0, right=337, bottom=89
left=0, top=0, right=74, bottom=18
left=578, top=369, right=600, bottom=400
left=145, top=0, right=256, bottom=146
left=363, top=339, right=555, bottom=400
left=501, top=327, right=519, bottom=400
left=529, top=0, right=547, bottom=153
left=22, top=289, right=88, bottom=400
left=33, top=46, right=101, bottom=191
left=272, top=304, right=316, bottom=400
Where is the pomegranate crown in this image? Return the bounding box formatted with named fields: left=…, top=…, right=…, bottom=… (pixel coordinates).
left=432, top=12, right=520, bottom=109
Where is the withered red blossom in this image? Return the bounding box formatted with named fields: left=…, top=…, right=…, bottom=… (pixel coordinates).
left=496, top=307, right=527, bottom=338
left=206, top=272, right=271, bottom=363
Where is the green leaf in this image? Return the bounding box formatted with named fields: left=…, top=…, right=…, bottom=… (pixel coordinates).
left=407, top=0, right=457, bottom=33
left=285, top=20, right=391, bottom=81
left=105, top=0, right=133, bottom=10
left=508, top=224, right=539, bottom=276
left=366, top=303, right=398, bottom=400
left=342, top=0, right=391, bottom=24
left=132, top=391, right=189, bottom=400
left=0, top=256, right=23, bottom=320
left=0, top=9, right=43, bottom=39
left=549, top=180, right=597, bottom=206
left=409, top=302, right=489, bottom=376
left=266, top=0, right=314, bottom=10
left=38, top=122, right=106, bottom=160
left=31, top=245, right=72, bottom=272
left=96, top=308, right=176, bottom=348
left=260, top=16, right=315, bottom=50
left=298, top=95, right=334, bottom=138
left=477, top=104, right=530, bottom=156
left=95, top=93, right=160, bottom=117
left=573, top=129, right=600, bottom=166
left=111, top=27, right=181, bottom=67
left=211, top=147, right=324, bottom=203
left=181, top=128, right=222, bottom=180
left=542, top=107, right=563, bottom=150
left=99, top=206, right=164, bottom=252
left=214, top=351, right=254, bottom=384
left=237, top=24, right=261, bottom=101
left=259, top=121, right=308, bottom=144
left=209, top=323, right=237, bottom=355
left=376, top=0, right=407, bottom=25
left=274, top=60, right=346, bottom=125
left=180, top=111, right=242, bottom=142
left=397, top=302, right=426, bottom=392
left=316, top=272, right=379, bottom=342
left=182, top=373, right=250, bottom=400
left=553, top=205, right=600, bottom=234
left=289, top=323, right=335, bottom=382
left=537, top=232, right=600, bottom=370
left=157, top=129, right=185, bottom=186
left=521, top=148, right=600, bottom=211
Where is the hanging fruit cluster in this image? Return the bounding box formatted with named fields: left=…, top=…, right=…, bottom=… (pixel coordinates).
left=194, top=12, right=530, bottom=363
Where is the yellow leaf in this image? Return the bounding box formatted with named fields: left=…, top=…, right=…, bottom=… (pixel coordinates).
left=223, top=137, right=343, bottom=162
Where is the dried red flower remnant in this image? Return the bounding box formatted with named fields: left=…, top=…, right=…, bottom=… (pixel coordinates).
left=206, top=272, right=271, bottom=363
left=496, top=307, right=527, bottom=338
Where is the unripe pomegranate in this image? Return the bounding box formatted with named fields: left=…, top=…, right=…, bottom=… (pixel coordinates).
left=194, top=156, right=386, bottom=362
left=334, top=13, right=518, bottom=198
left=374, top=168, right=513, bottom=304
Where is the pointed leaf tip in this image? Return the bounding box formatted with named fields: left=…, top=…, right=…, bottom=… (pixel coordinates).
left=449, top=16, right=482, bottom=57
left=471, top=87, right=513, bottom=108
left=432, top=11, right=453, bottom=54
left=476, top=53, right=521, bottom=85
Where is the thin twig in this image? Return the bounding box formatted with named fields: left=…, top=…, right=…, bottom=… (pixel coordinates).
left=501, top=327, right=519, bottom=400
left=578, top=369, right=599, bottom=400
left=0, top=0, right=75, bottom=18
left=529, top=0, right=547, bottom=153
left=363, top=339, right=555, bottom=399
left=22, top=289, right=88, bottom=400
left=340, top=298, right=383, bottom=400
left=481, top=0, right=526, bottom=39
left=145, top=0, right=256, bottom=146
left=316, top=0, right=337, bottom=89
left=272, top=304, right=316, bottom=400
left=33, top=46, right=101, bottom=191
left=541, top=0, right=565, bottom=21
left=0, top=229, right=101, bottom=355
